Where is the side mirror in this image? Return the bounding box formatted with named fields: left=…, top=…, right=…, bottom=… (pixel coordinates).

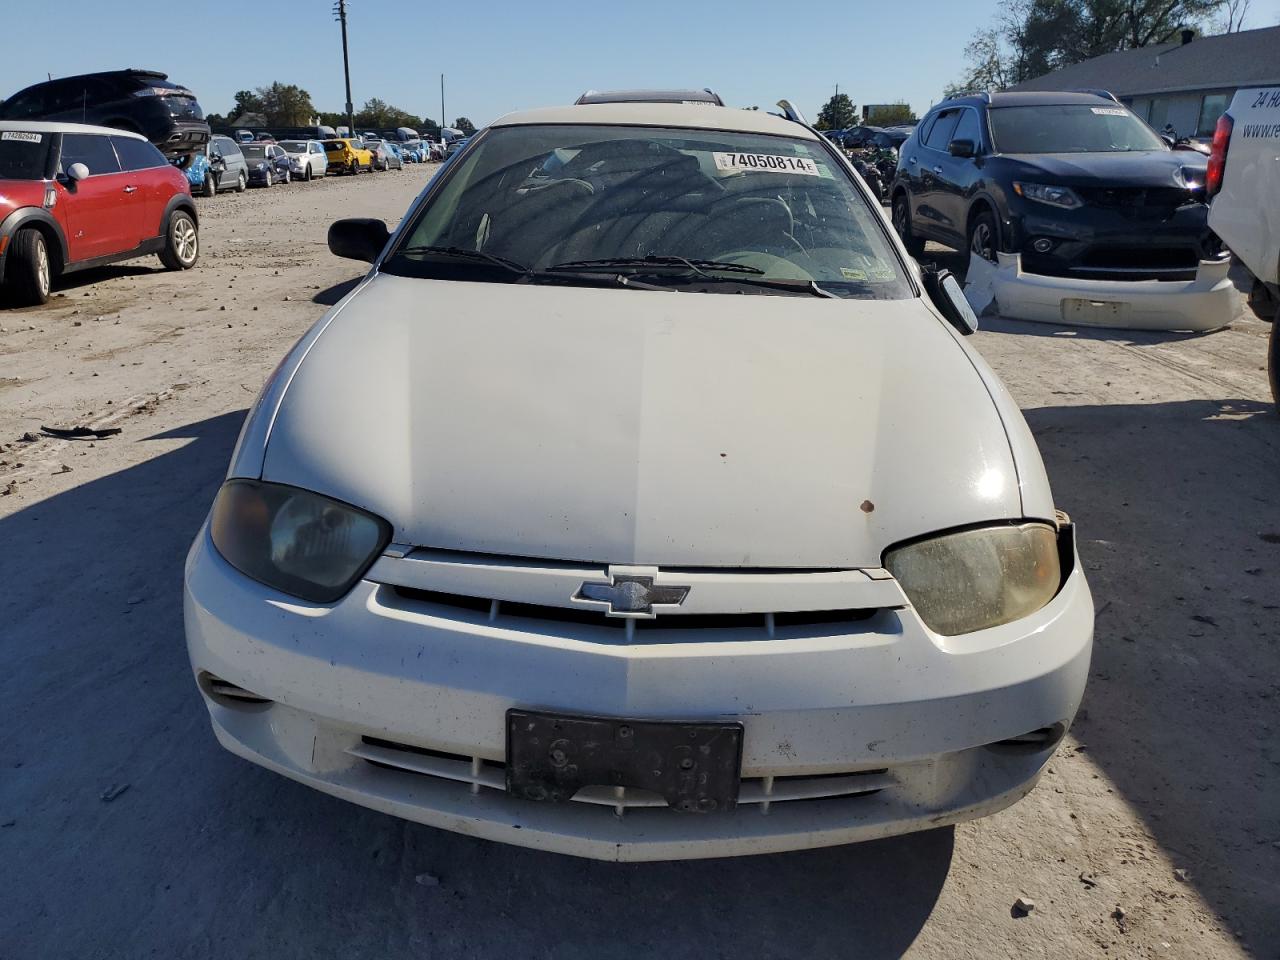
left=922, top=267, right=979, bottom=335
left=328, top=218, right=390, bottom=263
left=67, top=162, right=90, bottom=182
left=947, top=139, right=976, bottom=158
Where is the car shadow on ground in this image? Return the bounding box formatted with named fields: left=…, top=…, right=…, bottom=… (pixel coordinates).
left=0, top=408, right=950, bottom=959
left=1026, top=395, right=1280, bottom=951
left=313, top=276, right=361, bottom=306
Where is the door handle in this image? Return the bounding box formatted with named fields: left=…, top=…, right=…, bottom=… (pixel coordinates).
left=933, top=166, right=944, bottom=175
left=123, top=185, right=138, bottom=194
left=908, top=156, right=917, bottom=164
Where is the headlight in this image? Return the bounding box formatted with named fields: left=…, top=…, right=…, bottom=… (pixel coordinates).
left=1013, top=182, right=1083, bottom=209
left=209, top=479, right=391, bottom=602
left=885, top=523, right=1061, bottom=636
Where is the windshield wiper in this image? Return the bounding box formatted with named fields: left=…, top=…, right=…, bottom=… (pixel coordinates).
left=397, top=245, right=530, bottom=275
left=545, top=255, right=765, bottom=276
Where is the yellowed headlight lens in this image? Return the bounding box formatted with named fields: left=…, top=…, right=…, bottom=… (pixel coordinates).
left=885, top=523, right=1061, bottom=636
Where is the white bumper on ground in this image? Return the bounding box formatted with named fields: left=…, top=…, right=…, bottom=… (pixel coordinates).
left=966, top=251, right=1238, bottom=332
left=184, top=526, right=1094, bottom=861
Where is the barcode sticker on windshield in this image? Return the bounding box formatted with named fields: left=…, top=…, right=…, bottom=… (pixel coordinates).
left=1090, top=107, right=1127, bottom=116
left=713, top=152, right=820, bottom=176
left=1, top=131, right=42, bottom=143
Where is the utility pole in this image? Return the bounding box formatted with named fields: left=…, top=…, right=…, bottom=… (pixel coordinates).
left=333, top=0, right=355, bottom=135
left=440, top=74, right=446, bottom=134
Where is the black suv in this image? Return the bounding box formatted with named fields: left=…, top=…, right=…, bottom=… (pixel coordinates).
left=890, top=91, right=1220, bottom=281
left=0, top=70, right=209, bottom=158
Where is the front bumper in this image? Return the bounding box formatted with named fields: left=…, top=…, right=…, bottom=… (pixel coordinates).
left=970, top=251, right=1238, bottom=331
left=1008, top=200, right=1215, bottom=281
left=184, top=527, right=1094, bottom=861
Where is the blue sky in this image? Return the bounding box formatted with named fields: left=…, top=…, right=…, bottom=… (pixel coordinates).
left=4, top=0, right=1279, bottom=126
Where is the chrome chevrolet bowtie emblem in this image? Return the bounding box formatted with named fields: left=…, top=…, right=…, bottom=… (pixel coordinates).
left=575, top=572, right=690, bottom=618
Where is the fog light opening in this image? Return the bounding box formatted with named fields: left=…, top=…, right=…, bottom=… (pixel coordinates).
left=988, top=722, right=1067, bottom=754
left=1031, top=238, right=1055, bottom=254
left=198, top=671, right=273, bottom=709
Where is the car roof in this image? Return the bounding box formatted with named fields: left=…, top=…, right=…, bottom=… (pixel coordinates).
left=0, top=120, right=147, bottom=140
left=490, top=102, right=818, bottom=140
left=940, top=91, right=1122, bottom=110
left=575, top=88, right=724, bottom=106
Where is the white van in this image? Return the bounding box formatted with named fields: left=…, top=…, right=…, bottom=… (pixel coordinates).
left=1207, top=87, right=1279, bottom=406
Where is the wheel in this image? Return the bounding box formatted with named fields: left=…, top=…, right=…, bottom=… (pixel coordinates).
left=201, top=171, right=217, bottom=198
left=968, top=209, right=999, bottom=264
left=158, top=210, right=199, bottom=271
left=304, top=165, right=312, bottom=182
left=891, top=193, right=925, bottom=258
left=5, top=228, right=53, bottom=305
left=262, top=169, right=272, bottom=188
left=282, top=168, right=290, bottom=184
left=235, top=170, right=247, bottom=193
left=349, top=160, right=358, bottom=176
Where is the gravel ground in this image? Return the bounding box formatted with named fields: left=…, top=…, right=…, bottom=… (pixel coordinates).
left=0, top=164, right=1276, bottom=960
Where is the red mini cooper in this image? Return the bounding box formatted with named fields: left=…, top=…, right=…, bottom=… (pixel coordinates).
left=0, top=121, right=199, bottom=305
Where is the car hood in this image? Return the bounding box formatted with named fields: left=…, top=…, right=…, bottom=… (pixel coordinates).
left=1001, top=150, right=1207, bottom=189
left=259, top=274, right=1028, bottom=568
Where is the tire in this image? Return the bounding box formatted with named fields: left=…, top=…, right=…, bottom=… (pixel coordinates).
left=282, top=168, right=290, bottom=184
left=5, top=228, right=53, bottom=306
left=158, top=210, right=199, bottom=271
left=201, top=171, right=217, bottom=198
left=304, top=165, right=312, bottom=182
left=968, top=209, right=999, bottom=264
left=262, top=170, right=272, bottom=188
left=235, top=170, right=247, bottom=193
left=891, top=193, right=926, bottom=258
left=1268, top=303, right=1279, bottom=414
left=349, top=160, right=358, bottom=176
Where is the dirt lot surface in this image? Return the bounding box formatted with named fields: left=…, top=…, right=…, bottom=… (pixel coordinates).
left=1, top=164, right=1276, bottom=960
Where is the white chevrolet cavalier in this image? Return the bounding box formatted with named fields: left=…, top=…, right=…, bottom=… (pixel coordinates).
left=185, top=92, right=1093, bottom=861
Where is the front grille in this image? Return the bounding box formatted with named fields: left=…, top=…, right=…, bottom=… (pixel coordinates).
left=1076, top=186, right=1200, bottom=210
left=388, top=585, right=880, bottom=636
left=352, top=736, right=892, bottom=816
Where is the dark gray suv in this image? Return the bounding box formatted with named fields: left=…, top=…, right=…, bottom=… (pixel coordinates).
left=0, top=70, right=209, bottom=158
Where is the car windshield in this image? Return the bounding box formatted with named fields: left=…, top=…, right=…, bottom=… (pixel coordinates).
left=242, top=145, right=267, bottom=159
left=988, top=104, right=1167, bottom=154
left=0, top=132, right=52, bottom=179
left=280, top=141, right=307, bottom=153
left=385, top=124, right=910, bottom=299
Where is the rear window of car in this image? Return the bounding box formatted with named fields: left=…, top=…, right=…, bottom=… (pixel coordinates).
left=988, top=104, right=1167, bottom=153
left=0, top=131, right=54, bottom=179
left=280, top=141, right=306, bottom=152
left=242, top=145, right=267, bottom=159
left=323, top=141, right=346, bottom=152
left=111, top=136, right=166, bottom=170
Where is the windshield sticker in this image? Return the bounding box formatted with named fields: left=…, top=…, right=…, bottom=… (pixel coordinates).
left=1, top=131, right=42, bottom=143
left=1090, top=107, right=1127, bottom=116
left=713, top=152, right=820, bottom=176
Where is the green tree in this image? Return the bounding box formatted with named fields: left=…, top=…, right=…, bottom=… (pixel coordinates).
left=453, top=117, right=477, bottom=135
left=815, top=94, right=857, bottom=131
left=233, top=90, right=263, bottom=117
left=948, top=0, right=1228, bottom=95
left=256, top=82, right=316, bottom=127
left=418, top=116, right=442, bottom=138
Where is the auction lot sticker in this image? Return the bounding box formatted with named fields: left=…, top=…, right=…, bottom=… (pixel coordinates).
left=1, top=131, right=42, bottom=143
left=713, top=152, right=820, bottom=175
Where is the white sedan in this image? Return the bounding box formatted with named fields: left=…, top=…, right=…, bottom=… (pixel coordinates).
left=278, top=139, right=328, bottom=181
left=185, top=92, right=1093, bottom=861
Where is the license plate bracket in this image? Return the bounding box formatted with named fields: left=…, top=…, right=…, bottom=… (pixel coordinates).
left=506, top=710, right=743, bottom=813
